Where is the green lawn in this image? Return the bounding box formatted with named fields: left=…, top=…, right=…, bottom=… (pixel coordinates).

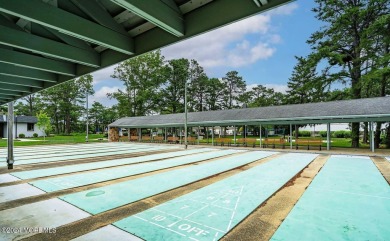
left=0, top=133, right=106, bottom=148
left=196, top=135, right=373, bottom=148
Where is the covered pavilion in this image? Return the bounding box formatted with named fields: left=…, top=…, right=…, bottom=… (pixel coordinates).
left=109, top=96, right=390, bottom=152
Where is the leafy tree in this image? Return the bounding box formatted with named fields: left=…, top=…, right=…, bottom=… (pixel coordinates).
left=188, top=60, right=208, bottom=112
left=36, top=110, right=52, bottom=140
left=205, top=78, right=225, bottom=110
left=247, top=85, right=284, bottom=107
left=307, top=0, right=389, bottom=147
left=160, top=58, right=190, bottom=114
left=221, top=71, right=246, bottom=109
left=109, top=50, right=165, bottom=117
left=287, top=56, right=327, bottom=104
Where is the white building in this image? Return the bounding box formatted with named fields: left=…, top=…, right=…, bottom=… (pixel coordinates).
left=1, top=116, right=45, bottom=138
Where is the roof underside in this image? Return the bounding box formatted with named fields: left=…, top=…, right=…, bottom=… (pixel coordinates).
left=0, top=0, right=291, bottom=104
left=109, top=97, right=390, bottom=128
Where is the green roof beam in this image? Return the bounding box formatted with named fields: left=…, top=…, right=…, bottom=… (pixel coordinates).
left=0, top=83, right=32, bottom=93
left=70, top=0, right=128, bottom=35
left=0, top=0, right=135, bottom=55
left=0, top=25, right=100, bottom=67
left=110, top=0, right=184, bottom=37
left=0, top=75, right=43, bottom=88
left=0, top=90, right=23, bottom=97
left=0, top=48, right=76, bottom=76
left=0, top=62, right=57, bottom=83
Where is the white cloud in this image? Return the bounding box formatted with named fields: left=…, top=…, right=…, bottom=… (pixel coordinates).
left=89, top=86, right=122, bottom=107
left=91, top=65, right=116, bottom=84
left=267, top=2, right=298, bottom=16
left=264, top=84, right=289, bottom=93
left=162, top=3, right=298, bottom=69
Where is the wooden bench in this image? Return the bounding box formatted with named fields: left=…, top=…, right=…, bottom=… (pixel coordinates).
left=119, top=136, right=128, bottom=142
left=187, top=136, right=196, bottom=145
left=152, top=136, right=164, bottom=143
left=215, top=138, right=232, bottom=146
left=262, top=138, right=286, bottom=149
left=141, top=136, right=151, bottom=142
left=167, top=136, right=179, bottom=144
left=235, top=138, right=256, bottom=147
left=130, top=136, right=139, bottom=142
left=295, top=139, right=322, bottom=150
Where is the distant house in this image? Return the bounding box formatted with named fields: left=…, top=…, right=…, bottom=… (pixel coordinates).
left=0, top=116, right=45, bottom=138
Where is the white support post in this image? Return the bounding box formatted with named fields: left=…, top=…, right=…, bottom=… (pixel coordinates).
left=7, top=101, right=14, bottom=169
left=327, top=123, right=331, bottom=151
left=234, top=125, right=236, bottom=145
left=290, top=124, right=293, bottom=149
left=259, top=124, right=262, bottom=148
left=197, top=126, right=200, bottom=145
left=180, top=127, right=182, bottom=144
left=370, top=122, right=375, bottom=152
left=165, top=127, right=167, bottom=142
left=219, top=126, right=222, bottom=138
left=212, top=126, right=214, bottom=146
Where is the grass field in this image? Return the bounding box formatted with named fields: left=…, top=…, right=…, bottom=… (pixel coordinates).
left=0, top=133, right=106, bottom=147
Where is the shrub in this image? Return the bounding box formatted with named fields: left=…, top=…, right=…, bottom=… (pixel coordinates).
left=103, top=133, right=108, bottom=137
left=18, top=133, right=25, bottom=138
left=33, top=133, right=38, bottom=138
left=319, top=131, right=328, bottom=137
left=332, top=130, right=352, bottom=138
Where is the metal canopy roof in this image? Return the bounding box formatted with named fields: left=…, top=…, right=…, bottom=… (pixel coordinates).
left=0, top=0, right=291, bottom=104
left=109, top=97, right=390, bottom=128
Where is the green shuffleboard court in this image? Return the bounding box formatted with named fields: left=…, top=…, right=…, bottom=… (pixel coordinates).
left=113, top=153, right=317, bottom=241
left=60, top=151, right=277, bottom=214
left=0, top=143, right=127, bottom=157
left=11, top=148, right=214, bottom=180
left=0, top=144, right=149, bottom=160
left=271, top=155, right=390, bottom=241
left=30, top=149, right=240, bottom=192
left=13, top=145, right=170, bottom=165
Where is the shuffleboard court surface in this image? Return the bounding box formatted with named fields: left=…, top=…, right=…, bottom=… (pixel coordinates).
left=271, top=155, right=390, bottom=241
left=0, top=143, right=130, bottom=157
left=30, top=149, right=241, bottom=192
left=60, top=151, right=277, bottom=214
left=112, top=153, right=317, bottom=241
left=386, top=157, right=390, bottom=161
left=0, top=199, right=90, bottom=240
left=13, top=146, right=169, bottom=165
left=71, top=225, right=142, bottom=241
left=0, top=144, right=149, bottom=160
left=11, top=148, right=215, bottom=180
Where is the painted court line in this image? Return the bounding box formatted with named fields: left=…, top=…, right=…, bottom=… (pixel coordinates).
left=14, top=146, right=168, bottom=165
left=271, top=155, right=390, bottom=241
left=11, top=148, right=215, bottom=180
left=386, top=157, right=390, bottom=161
left=0, top=199, right=90, bottom=240
left=112, top=153, right=317, bottom=241
left=60, top=151, right=277, bottom=215
left=30, top=149, right=240, bottom=192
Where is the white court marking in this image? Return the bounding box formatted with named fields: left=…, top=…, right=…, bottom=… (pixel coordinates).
left=0, top=184, right=45, bottom=203
left=0, top=174, right=20, bottom=183
left=0, top=199, right=90, bottom=240
left=71, top=225, right=143, bottom=241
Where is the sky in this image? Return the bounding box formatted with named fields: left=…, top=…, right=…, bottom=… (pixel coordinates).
left=90, top=0, right=321, bottom=107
